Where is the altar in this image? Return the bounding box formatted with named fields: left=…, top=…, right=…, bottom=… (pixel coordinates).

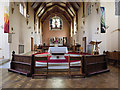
left=48, top=47, right=68, bottom=60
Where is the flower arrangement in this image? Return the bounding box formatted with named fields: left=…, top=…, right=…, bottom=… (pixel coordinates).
left=55, top=39, right=58, bottom=43
left=52, top=39, right=58, bottom=44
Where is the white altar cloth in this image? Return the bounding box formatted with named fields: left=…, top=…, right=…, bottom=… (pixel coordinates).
left=48, top=47, right=68, bottom=59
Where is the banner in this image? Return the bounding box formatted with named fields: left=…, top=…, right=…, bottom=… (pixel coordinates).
left=100, top=7, right=106, bottom=33
left=4, top=6, right=9, bottom=33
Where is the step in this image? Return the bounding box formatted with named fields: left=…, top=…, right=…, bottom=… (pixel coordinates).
left=0, top=59, right=10, bottom=65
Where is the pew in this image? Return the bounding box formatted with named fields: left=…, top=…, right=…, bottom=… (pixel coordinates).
left=8, top=52, right=110, bottom=77
left=104, top=51, right=120, bottom=67
left=8, top=51, right=34, bottom=77
left=82, top=55, right=110, bottom=76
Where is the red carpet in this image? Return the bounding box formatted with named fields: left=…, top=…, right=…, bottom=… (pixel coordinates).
left=36, top=56, right=78, bottom=63
left=33, top=52, right=91, bottom=63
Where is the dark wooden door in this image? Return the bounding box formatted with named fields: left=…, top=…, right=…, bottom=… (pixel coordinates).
left=31, top=37, right=33, bottom=51
left=83, top=37, right=86, bottom=53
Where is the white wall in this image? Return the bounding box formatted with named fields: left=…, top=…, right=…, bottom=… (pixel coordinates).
left=21, top=2, right=34, bottom=53
left=101, top=2, right=119, bottom=51
left=76, top=2, right=119, bottom=54
left=0, top=2, right=10, bottom=59
left=34, top=16, right=41, bottom=46
left=9, top=2, right=34, bottom=58
left=9, top=2, right=20, bottom=55
left=77, top=2, right=101, bottom=53
left=1, top=2, right=119, bottom=59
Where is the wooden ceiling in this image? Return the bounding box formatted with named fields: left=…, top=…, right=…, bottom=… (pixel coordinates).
left=31, top=2, right=81, bottom=23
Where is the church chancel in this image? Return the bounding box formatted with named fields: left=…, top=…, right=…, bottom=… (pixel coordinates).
left=48, top=47, right=68, bottom=59
left=0, top=1, right=118, bottom=88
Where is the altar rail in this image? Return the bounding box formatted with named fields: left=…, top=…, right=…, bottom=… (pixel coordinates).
left=8, top=51, right=110, bottom=77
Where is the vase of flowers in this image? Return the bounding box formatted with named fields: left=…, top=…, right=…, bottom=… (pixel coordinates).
left=54, top=38, right=58, bottom=47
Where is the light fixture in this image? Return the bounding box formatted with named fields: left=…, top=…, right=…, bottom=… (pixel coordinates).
left=75, top=31, right=77, bottom=33
left=83, top=31, right=85, bottom=34
left=11, top=2, right=15, bottom=14
left=26, top=14, right=30, bottom=18
left=28, top=26, right=31, bottom=29
left=9, top=27, right=15, bottom=34
left=105, top=25, right=109, bottom=29
left=82, top=18, right=85, bottom=25
left=97, top=27, right=99, bottom=31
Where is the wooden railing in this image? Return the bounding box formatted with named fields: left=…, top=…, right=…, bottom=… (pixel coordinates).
left=8, top=51, right=110, bottom=77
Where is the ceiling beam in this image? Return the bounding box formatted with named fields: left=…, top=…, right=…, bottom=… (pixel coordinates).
left=49, top=3, right=74, bottom=17
left=32, top=2, right=40, bottom=9
left=36, top=2, right=46, bottom=16
left=67, top=2, right=76, bottom=16
left=34, top=2, right=43, bottom=11
left=71, top=2, right=80, bottom=11
left=37, top=3, right=73, bottom=18
left=40, top=5, right=72, bottom=20
left=38, top=4, right=73, bottom=20
left=41, top=12, right=71, bottom=24
left=76, top=2, right=80, bottom=7
left=40, top=6, right=72, bottom=23
left=31, top=2, right=35, bottom=7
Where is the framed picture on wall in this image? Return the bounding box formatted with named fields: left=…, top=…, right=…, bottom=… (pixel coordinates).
left=63, top=37, right=67, bottom=46
left=59, top=37, right=63, bottom=44
left=49, top=37, right=55, bottom=44
left=100, top=7, right=106, bottom=33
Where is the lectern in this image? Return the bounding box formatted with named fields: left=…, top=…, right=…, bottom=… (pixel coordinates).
left=89, top=40, right=102, bottom=55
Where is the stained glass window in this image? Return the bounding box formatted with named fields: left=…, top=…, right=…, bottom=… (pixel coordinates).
left=50, top=16, right=62, bottom=30
left=19, top=3, right=24, bottom=15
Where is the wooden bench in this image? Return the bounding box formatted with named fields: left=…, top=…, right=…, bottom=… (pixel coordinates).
left=104, top=51, right=120, bottom=67
left=82, top=55, right=110, bottom=76
left=8, top=52, right=110, bottom=77
left=8, top=51, right=34, bottom=77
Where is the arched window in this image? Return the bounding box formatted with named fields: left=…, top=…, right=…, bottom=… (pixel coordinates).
left=49, top=16, right=62, bottom=30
